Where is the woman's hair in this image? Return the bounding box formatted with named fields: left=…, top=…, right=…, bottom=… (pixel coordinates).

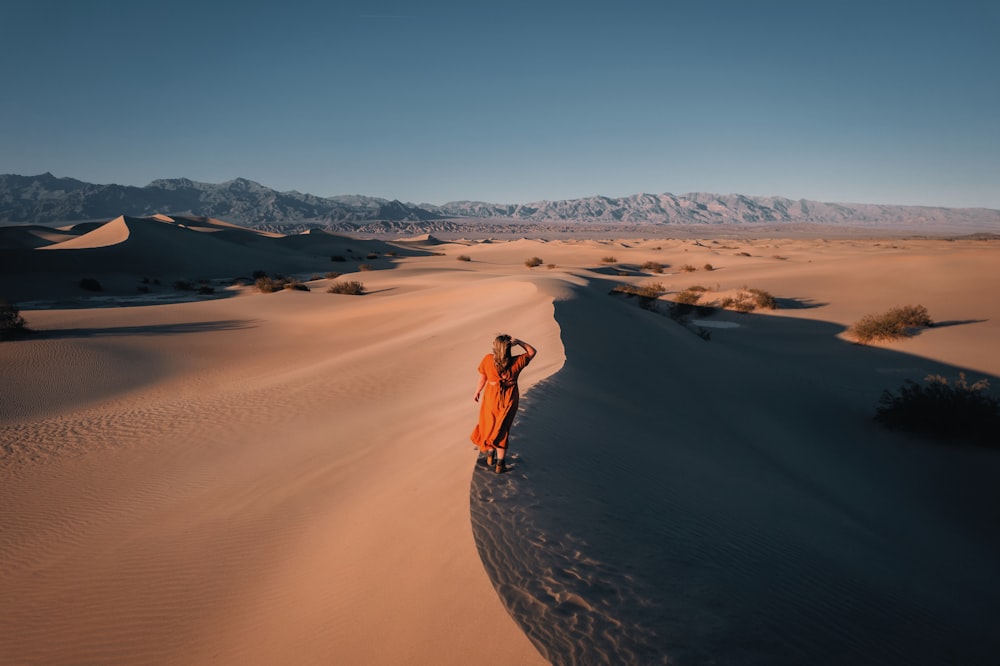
left=492, top=334, right=513, bottom=375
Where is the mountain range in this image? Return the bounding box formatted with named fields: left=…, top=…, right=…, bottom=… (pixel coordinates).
left=2, top=173, right=998, bottom=234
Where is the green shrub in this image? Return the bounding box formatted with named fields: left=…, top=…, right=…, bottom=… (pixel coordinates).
left=327, top=281, right=365, bottom=295
left=525, top=257, right=543, bottom=268
left=875, top=373, right=999, bottom=444
left=850, top=305, right=932, bottom=344
left=79, top=278, right=102, bottom=292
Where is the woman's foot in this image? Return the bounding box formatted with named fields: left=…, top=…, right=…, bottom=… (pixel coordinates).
left=485, top=451, right=495, bottom=467
left=495, top=459, right=506, bottom=474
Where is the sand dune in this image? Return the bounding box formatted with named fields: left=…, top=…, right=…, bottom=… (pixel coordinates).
left=2, top=224, right=1000, bottom=664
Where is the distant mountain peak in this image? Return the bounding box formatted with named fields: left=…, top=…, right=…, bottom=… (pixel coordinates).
left=1, top=174, right=997, bottom=233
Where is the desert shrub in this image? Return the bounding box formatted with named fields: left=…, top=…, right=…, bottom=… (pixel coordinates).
left=1, top=300, right=30, bottom=339
left=366, top=252, right=379, bottom=260
left=283, top=281, right=310, bottom=291
left=703, top=263, right=714, bottom=271
left=680, top=264, right=697, bottom=272
left=357, top=263, right=374, bottom=271
left=547, top=264, right=557, bottom=269
left=875, top=373, right=999, bottom=444
left=325, top=271, right=343, bottom=279
left=687, top=285, right=708, bottom=292
left=525, top=257, right=543, bottom=268
left=255, top=276, right=283, bottom=293
left=746, top=288, right=776, bottom=310
left=331, top=255, right=346, bottom=262
left=327, top=281, right=365, bottom=295
left=850, top=305, right=932, bottom=344
left=601, top=256, right=618, bottom=264
left=640, top=261, right=664, bottom=273
left=457, top=255, right=472, bottom=262
left=674, top=289, right=703, bottom=306
left=79, top=277, right=102, bottom=292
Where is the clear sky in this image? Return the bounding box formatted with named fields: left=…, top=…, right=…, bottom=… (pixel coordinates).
left=2, top=0, right=998, bottom=208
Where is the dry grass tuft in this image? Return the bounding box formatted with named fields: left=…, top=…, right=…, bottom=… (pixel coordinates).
left=525, top=257, right=544, bottom=268
left=876, top=373, right=999, bottom=444
left=640, top=261, right=664, bottom=273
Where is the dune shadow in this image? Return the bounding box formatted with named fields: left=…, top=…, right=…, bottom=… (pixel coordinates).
left=472, top=280, right=1000, bottom=666
left=775, top=296, right=827, bottom=309
left=36, top=319, right=257, bottom=340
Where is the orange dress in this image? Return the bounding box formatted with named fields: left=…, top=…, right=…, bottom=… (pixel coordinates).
left=470, top=353, right=532, bottom=452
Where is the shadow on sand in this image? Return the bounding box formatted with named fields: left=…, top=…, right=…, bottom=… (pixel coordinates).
left=35, top=319, right=257, bottom=340
left=471, top=280, right=1000, bottom=666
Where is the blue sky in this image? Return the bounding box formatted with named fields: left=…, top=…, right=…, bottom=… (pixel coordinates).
left=2, top=0, right=998, bottom=208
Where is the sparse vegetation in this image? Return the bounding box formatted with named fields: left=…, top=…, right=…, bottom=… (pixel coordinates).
left=674, top=288, right=703, bottom=306
left=547, top=263, right=557, bottom=270
left=640, top=261, right=664, bottom=273
left=680, top=264, right=697, bottom=272
left=79, top=278, right=102, bottom=292
left=849, top=305, right=933, bottom=344
left=600, top=256, right=618, bottom=264
left=325, top=272, right=343, bottom=279
left=703, top=263, right=714, bottom=271
left=357, top=263, right=374, bottom=271
left=327, top=281, right=366, bottom=295
left=1, top=300, right=30, bottom=340
left=283, top=281, right=309, bottom=291
left=255, top=276, right=284, bottom=293
left=457, top=255, right=472, bottom=262
left=875, top=373, right=999, bottom=444
left=525, top=257, right=543, bottom=268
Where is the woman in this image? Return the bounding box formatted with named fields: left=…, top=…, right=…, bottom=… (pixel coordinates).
left=471, top=334, right=537, bottom=473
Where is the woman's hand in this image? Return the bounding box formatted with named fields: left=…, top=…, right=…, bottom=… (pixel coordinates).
left=474, top=390, right=481, bottom=403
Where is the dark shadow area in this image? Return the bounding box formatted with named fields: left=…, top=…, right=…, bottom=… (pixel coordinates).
left=471, top=280, right=1000, bottom=666
left=34, top=319, right=256, bottom=340
left=933, top=319, right=988, bottom=329
left=774, top=296, right=828, bottom=309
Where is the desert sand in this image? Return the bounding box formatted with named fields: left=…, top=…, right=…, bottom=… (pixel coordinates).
left=2, top=216, right=1000, bottom=665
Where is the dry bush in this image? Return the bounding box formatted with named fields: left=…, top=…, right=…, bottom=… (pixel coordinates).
left=525, top=257, right=543, bottom=268
left=325, top=271, right=342, bottom=279
left=850, top=305, right=932, bottom=344
left=457, top=255, right=471, bottom=262
left=283, top=281, right=310, bottom=291
left=1, top=300, right=30, bottom=340
left=255, top=276, right=283, bottom=293
left=640, top=261, right=664, bottom=273
left=547, top=264, right=557, bottom=269
left=674, top=289, right=703, bottom=306
left=876, top=373, right=999, bottom=444
left=703, top=263, right=714, bottom=271
left=747, top=288, right=776, bottom=309
left=327, top=281, right=366, bottom=295
left=357, top=263, right=374, bottom=271
left=600, top=256, right=618, bottom=264
left=680, top=264, right=697, bottom=272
